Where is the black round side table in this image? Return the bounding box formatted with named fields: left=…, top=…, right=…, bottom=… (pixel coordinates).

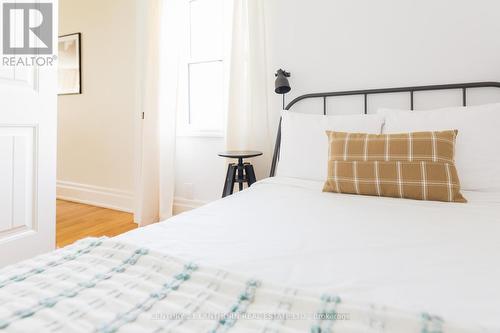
left=218, top=151, right=263, bottom=198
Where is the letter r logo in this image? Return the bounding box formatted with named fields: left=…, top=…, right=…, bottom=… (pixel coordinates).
left=2, top=3, right=53, bottom=55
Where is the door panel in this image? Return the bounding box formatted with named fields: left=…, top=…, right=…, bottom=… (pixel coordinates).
left=0, top=0, right=57, bottom=266
left=0, top=66, right=37, bottom=90
left=0, top=126, right=36, bottom=234
left=0, top=137, right=14, bottom=232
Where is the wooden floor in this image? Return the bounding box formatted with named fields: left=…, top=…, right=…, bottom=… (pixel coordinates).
left=56, top=200, right=137, bottom=248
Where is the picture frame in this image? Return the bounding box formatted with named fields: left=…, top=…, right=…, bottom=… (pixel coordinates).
left=58, top=33, right=81, bottom=95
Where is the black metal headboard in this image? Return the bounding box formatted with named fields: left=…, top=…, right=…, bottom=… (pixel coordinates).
left=270, top=81, right=500, bottom=177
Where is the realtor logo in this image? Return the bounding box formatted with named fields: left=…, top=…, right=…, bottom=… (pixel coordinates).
left=2, top=3, right=53, bottom=54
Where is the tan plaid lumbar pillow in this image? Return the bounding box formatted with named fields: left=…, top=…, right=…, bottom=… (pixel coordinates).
left=323, top=130, right=466, bottom=202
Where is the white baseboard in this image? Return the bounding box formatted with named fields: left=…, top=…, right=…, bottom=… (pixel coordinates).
left=57, top=181, right=207, bottom=216
left=173, top=197, right=207, bottom=215
left=57, top=181, right=134, bottom=213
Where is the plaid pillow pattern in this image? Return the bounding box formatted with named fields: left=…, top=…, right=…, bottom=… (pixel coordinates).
left=323, top=130, right=466, bottom=203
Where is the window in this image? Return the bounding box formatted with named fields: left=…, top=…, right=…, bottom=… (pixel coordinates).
left=177, top=0, right=231, bottom=137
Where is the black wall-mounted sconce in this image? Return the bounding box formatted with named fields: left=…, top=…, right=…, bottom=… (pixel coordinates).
left=270, top=69, right=291, bottom=177
left=274, top=69, right=291, bottom=109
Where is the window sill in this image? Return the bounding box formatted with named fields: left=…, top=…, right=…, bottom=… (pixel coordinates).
left=176, top=129, right=225, bottom=138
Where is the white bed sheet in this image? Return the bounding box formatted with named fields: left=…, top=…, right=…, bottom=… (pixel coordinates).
left=118, top=177, right=500, bottom=329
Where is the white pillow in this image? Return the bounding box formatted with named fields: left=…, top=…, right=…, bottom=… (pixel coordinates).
left=277, top=112, right=385, bottom=181
left=378, top=103, right=500, bottom=192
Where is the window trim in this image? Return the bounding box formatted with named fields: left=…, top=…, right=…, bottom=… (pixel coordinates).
left=176, top=0, right=228, bottom=138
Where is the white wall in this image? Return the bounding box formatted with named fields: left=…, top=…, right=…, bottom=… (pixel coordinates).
left=264, top=0, right=500, bottom=114
left=174, top=137, right=226, bottom=213
left=57, top=0, right=138, bottom=212
left=176, top=0, right=500, bottom=208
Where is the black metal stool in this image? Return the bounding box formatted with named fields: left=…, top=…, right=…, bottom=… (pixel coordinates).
left=218, top=151, right=263, bottom=198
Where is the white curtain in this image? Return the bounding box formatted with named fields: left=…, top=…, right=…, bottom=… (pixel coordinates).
left=226, top=0, right=272, bottom=179
left=135, top=0, right=272, bottom=225
left=135, top=0, right=181, bottom=226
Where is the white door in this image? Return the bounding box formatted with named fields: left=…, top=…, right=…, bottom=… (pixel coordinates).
left=0, top=0, right=58, bottom=266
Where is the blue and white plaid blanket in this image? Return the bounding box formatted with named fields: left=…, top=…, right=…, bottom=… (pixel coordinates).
left=0, top=238, right=489, bottom=332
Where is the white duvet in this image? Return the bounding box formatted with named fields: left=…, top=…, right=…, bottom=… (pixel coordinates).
left=118, top=177, right=500, bottom=330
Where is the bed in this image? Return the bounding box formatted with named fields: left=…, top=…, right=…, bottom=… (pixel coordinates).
left=1, top=82, right=500, bottom=332
left=119, top=176, right=500, bottom=328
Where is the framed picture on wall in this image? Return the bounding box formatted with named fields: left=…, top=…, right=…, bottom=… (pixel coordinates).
left=58, top=33, right=81, bottom=95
